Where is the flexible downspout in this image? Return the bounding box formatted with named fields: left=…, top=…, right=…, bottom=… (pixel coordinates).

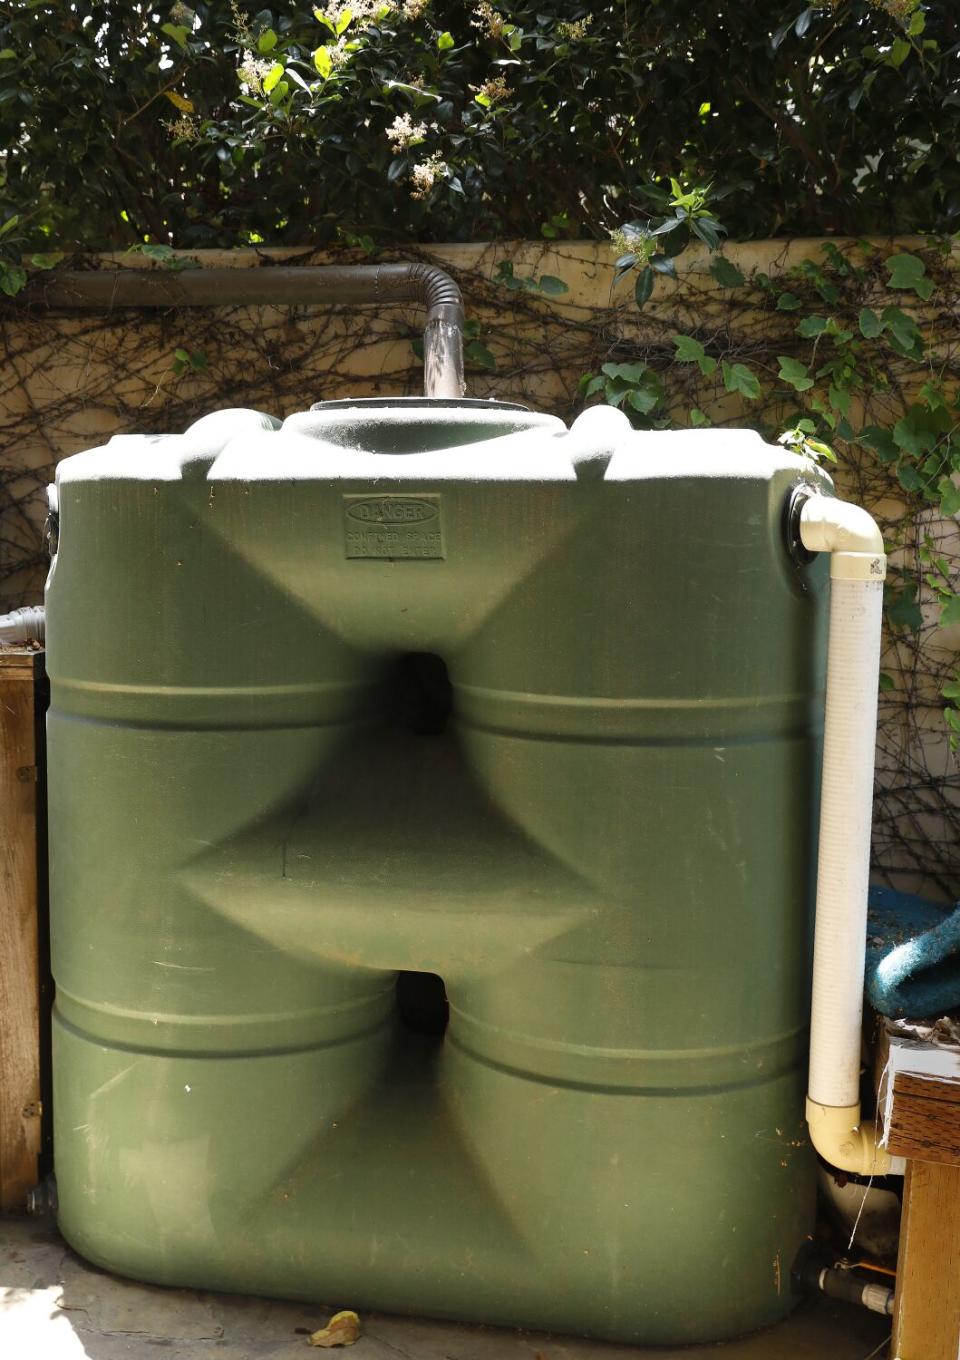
left=799, top=495, right=905, bottom=1176
left=32, top=263, right=466, bottom=399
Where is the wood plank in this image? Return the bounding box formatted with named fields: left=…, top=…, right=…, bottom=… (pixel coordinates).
left=892, top=1160, right=960, bottom=1360
left=0, top=648, right=42, bottom=1210
left=888, top=1072, right=960, bottom=1165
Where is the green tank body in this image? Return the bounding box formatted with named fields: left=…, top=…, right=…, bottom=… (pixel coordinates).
left=47, top=400, right=829, bottom=1344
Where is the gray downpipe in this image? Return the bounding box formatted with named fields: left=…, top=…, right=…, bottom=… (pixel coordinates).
left=31, top=262, right=466, bottom=399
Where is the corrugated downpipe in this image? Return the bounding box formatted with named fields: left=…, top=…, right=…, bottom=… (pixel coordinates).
left=30, top=262, right=466, bottom=399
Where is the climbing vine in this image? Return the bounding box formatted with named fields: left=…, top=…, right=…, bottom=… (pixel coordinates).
left=577, top=223, right=960, bottom=755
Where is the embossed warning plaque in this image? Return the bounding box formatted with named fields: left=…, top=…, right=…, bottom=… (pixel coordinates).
left=343, top=494, right=444, bottom=560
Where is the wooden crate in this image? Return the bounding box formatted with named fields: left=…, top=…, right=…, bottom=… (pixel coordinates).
left=880, top=1030, right=960, bottom=1359
left=0, top=648, right=45, bottom=1211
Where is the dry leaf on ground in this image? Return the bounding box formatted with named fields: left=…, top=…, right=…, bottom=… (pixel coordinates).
left=307, top=1309, right=361, bottom=1348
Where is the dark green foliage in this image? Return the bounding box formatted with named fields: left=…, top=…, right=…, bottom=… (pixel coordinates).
left=0, top=1, right=956, bottom=251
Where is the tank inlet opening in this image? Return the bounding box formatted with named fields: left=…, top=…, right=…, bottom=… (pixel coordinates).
left=396, top=971, right=449, bottom=1039
left=387, top=652, right=453, bottom=736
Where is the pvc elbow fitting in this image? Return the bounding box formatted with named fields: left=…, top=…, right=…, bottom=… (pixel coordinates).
left=806, top=1099, right=905, bottom=1177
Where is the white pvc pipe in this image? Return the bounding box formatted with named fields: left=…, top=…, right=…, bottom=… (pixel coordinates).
left=0, top=604, right=44, bottom=645
left=808, top=568, right=884, bottom=1108
left=799, top=497, right=904, bottom=1175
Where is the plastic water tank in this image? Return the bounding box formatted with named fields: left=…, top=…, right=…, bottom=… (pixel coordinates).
left=47, top=399, right=830, bottom=1344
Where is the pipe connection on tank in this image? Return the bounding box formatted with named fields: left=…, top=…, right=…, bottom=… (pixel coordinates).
left=798, top=495, right=905, bottom=1176
left=0, top=604, right=45, bottom=645
left=33, top=262, right=466, bottom=400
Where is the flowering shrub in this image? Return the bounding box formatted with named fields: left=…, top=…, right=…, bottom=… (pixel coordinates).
left=0, top=1, right=956, bottom=251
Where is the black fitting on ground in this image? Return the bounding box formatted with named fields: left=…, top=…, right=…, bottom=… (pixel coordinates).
left=27, top=262, right=466, bottom=400
left=792, top=1244, right=894, bottom=1317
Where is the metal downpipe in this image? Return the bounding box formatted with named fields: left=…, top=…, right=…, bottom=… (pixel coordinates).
left=30, top=262, right=466, bottom=399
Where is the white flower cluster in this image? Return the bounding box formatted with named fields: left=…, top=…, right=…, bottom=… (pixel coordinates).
left=326, top=37, right=352, bottom=69
left=238, top=50, right=273, bottom=93
left=608, top=226, right=654, bottom=264
left=470, top=0, right=505, bottom=39
left=319, top=0, right=384, bottom=26
left=556, top=16, right=592, bottom=41
left=168, top=113, right=201, bottom=141
left=410, top=153, right=448, bottom=199
left=471, top=74, right=512, bottom=103
left=318, top=0, right=426, bottom=26
left=386, top=112, right=429, bottom=150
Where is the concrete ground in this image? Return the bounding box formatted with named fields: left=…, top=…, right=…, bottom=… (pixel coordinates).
left=0, top=1217, right=889, bottom=1360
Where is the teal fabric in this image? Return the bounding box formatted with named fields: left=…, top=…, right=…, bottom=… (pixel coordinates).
left=866, top=886, right=960, bottom=1019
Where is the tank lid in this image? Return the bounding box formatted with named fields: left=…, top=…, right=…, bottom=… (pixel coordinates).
left=289, top=396, right=563, bottom=454
left=309, top=397, right=531, bottom=413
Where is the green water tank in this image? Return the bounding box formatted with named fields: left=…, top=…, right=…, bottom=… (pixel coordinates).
left=47, top=399, right=830, bottom=1345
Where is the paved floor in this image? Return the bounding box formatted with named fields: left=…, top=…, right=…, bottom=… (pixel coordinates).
left=0, top=1217, right=889, bottom=1359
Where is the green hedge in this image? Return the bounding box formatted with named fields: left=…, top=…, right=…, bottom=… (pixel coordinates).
left=0, top=1, right=956, bottom=252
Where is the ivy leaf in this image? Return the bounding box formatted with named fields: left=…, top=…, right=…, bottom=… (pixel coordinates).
left=797, top=314, right=828, bottom=337
left=29, top=251, right=64, bottom=269
left=602, top=362, right=648, bottom=383
left=634, top=266, right=654, bottom=308
left=673, top=334, right=706, bottom=362
left=721, top=360, right=761, bottom=400
left=941, top=596, right=960, bottom=628
left=858, top=307, right=884, bottom=338
left=943, top=680, right=960, bottom=701
left=537, top=274, right=569, bottom=295
left=0, top=262, right=27, bottom=296
left=882, top=305, right=924, bottom=358
left=886, top=252, right=934, bottom=300
left=859, top=425, right=899, bottom=464
left=578, top=373, right=606, bottom=398
left=777, top=355, right=814, bottom=391
left=893, top=404, right=940, bottom=457
left=939, top=479, right=960, bottom=518
left=897, top=464, right=925, bottom=492
left=886, top=583, right=922, bottom=632
left=689, top=408, right=709, bottom=426
left=879, top=672, right=895, bottom=692
left=465, top=339, right=496, bottom=369
left=628, top=385, right=661, bottom=415
left=674, top=334, right=716, bottom=375
left=776, top=291, right=801, bottom=310
left=710, top=256, right=745, bottom=287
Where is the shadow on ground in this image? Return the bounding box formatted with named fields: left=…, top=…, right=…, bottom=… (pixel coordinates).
left=0, top=1217, right=888, bottom=1360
